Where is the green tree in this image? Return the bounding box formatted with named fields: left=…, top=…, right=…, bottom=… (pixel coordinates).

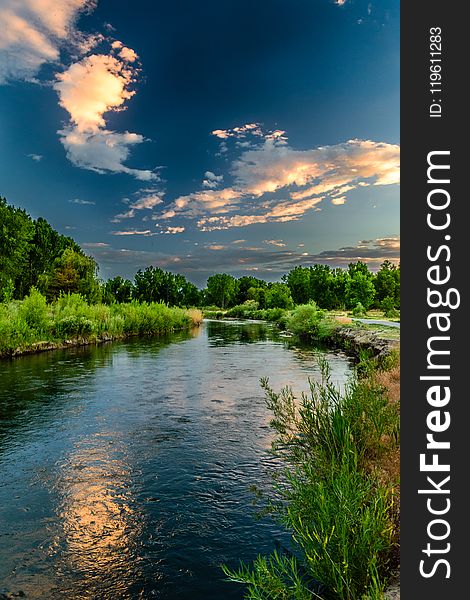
left=375, top=261, right=400, bottom=308
left=28, top=217, right=80, bottom=293
left=0, top=196, right=34, bottom=298
left=285, top=266, right=311, bottom=304
left=102, top=276, right=134, bottom=304
left=265, top=282, right=294, bottom=309
left=205, top=273, right=237, bottom=308
left=346, top=271, right=376, bottom=310
left=45, top=248, right=101, bottom=302
left=308, top=264, right=336, bottom=309
left=236, top=276, right=267, bottom=304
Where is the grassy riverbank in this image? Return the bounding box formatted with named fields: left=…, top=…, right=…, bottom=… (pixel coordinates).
left=0, top=288, right=203, bottom=358
left=224, top=352, right=400, bottom=599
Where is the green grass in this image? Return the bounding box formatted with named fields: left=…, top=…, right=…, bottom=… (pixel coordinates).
left=223, top=358, right=400, bottom=599
left=0, top=288, right=203, bottom=357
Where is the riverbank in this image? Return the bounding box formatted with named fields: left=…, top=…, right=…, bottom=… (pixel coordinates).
left=204, top=304, right=400, bottom=363
left=0, top=289, right=203, bottom=359
left=224, top=348, right=400, bottom=599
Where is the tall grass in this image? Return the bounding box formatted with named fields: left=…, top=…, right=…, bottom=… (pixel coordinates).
left=0, top=289, right=202, bottom=356
left=223, top=357, right=400, bottom=599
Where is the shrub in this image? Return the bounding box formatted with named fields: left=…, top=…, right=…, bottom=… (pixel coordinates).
left=54, top=315, right=94, bottom=337
left=17, top=288, right=50, bottom=332
left=352, top=302, right=366, bottom=317
left=381, top=297, right=399, bottom=319
left=286, top=303, right=325, bottom=338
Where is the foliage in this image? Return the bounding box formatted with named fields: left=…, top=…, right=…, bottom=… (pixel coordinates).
left=205, top=273, right=238, bottom=308
left=133, top=266, right=201, bottom=307
left=44, top=248, right=101, bottom=303
left=285, top=303, right=335, bottom=341
left=224, top=360, right=400, bottom=599
left=266, top=283, right=294, bottom=309
left=351, top=302, right=366, bottom=317
left=0, top=292, right=202, bottom=356
left=380, top=297, right=399, bottom=319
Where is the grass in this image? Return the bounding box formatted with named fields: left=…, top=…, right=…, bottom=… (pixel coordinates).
left=223, top=354, right=400, bottom=600
left=0, top=288, right=203, bottom=357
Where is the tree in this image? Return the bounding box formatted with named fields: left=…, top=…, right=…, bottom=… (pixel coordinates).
left=102, top=276, right=134, bottom=304
left=345, top=271, right=376, bottom=310
left=308, top=264, right=335, bottom=309
left=266, top=282, right=294, bottom=309
left=235, top=276, right=267, bottom=304
left=205, top=273, right=237, bottom=308
left=285, top=266, right=311, bottom=305
left=0, top=197, right=34, bottom=298
left=45, top=248, right=101, bottom=302
left=375, top=261, right=400, bottom=308
left=28, top=217, right=80, bottom=293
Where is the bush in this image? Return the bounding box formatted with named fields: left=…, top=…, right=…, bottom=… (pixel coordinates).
left=54, top=315, right=94, bottom=337
left=286, top=303, right=325, bottom=338
left=352, top=302, right=366, bottom=317
left=381, top=297, right=399, bottom=319
left=17, top=288, right=50, bottom=332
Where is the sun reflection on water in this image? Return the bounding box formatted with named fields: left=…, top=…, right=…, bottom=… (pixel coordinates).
left=51, top=433, right=146, bottom=598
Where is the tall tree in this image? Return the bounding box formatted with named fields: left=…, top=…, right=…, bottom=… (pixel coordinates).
left=205, top=273, right=237, bottom=308
left=45, top=248, right=101, bottom=303
left=0, top=197, right=34, bottom=298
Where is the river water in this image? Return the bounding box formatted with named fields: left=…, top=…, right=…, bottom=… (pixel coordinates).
left=0, top=319, right=353, bottom=599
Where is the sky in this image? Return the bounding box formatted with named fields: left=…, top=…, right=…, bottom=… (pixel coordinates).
left=0, top=0, right=399, bottom=287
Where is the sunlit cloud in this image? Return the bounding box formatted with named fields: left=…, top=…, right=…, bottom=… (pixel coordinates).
left=111, top=192, right=164, bottom=222
left=111, top=229, right=155, bottom=236
left=162, top=226, right=185, bottom=234
left=54, top=53, right=137, bottom=133
left=264, top=239, right=286, bottom=247
left=0, top=0, right=95, bottom=83
left=54, top=46, right=158, bottom=180
left=156, top=135, right=399, bottom=231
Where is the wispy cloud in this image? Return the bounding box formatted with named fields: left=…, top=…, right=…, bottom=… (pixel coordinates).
left=112, top=191, right=164, bottom=222
left=69, top=197, right=95, bottom=205
left=156, top=132, right=399, bottom=231
left=82, top=242, right=109, bottom=248
left=0, top=0, right=95, bottom=83
left=27, top=153, right=43, bottom=161
left=264, top=239, right=286, bottom=247
left=111, top=229, right=155, bottom=236
left=162, top=226, right=185, bottom=234
left=202, top=171, right=224, bottom=189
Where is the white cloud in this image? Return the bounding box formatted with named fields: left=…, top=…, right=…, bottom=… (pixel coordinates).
left=163, top=226, right=185, bottom=234
left=59, top=127, right=156, bottom=179
left=202, top=171, right=224, bottom=189
left=82, top=242, right=109, bottom=247
left=53, top=48, right=158, bottom=180
left=264, top=239, right=286, bottom=247
left=69, top=197, right=95, bottom=205
left=54, top=53, right=137, bottom=132
left=156, top=137, right=399, bottom=231
left=111, top=229, right=155, bottom=236
left=0, top=0, right=95, bottom=83
left=27, top=153, right=43, bottom=161
left=112, top=192, right=164, bottom=222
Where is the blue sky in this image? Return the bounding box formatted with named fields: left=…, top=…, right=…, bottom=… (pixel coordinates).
left=0, top=0, right=399, bottom=286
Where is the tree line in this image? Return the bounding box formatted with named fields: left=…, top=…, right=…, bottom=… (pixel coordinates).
left=1, top=197, right=399, bottom=311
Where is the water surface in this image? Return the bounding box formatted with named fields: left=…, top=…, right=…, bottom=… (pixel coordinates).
left=0, top=320, right=352, bottom=599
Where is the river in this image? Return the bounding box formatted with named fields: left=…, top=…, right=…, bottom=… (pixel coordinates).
left=0, top=319, right=353, bottom=599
